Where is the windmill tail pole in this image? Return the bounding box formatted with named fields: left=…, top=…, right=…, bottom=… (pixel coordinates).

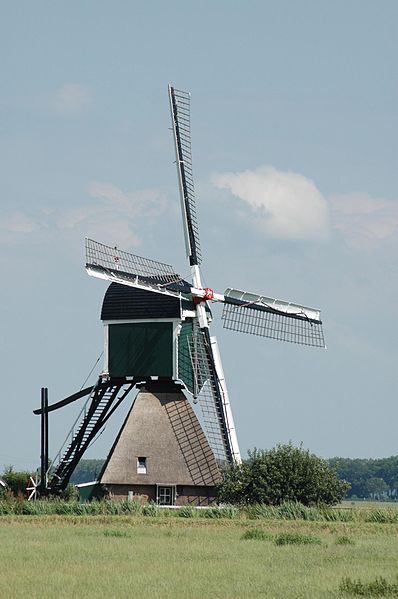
left=39, top=387, right=49, bottom=494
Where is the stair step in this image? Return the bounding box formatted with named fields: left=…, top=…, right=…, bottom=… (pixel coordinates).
left=49, top=385, right=127, bottom=491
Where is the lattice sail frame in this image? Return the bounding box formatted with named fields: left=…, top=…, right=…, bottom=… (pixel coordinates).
left=221, top=288, right=325, bottom=348
left=169, top=86, right=202, bottom=266
left=86, top=238, right=180, bottom=281
left=187, top=324, right=230, bottom=465
left=85, top=238, right=194, bottom=300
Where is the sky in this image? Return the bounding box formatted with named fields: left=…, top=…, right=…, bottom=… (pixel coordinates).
left=1, top=1, right=397, bottom=471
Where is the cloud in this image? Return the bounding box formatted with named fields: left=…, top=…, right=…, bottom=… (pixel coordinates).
left=1, top=212, right=36, bottom=233
left=87, top=182, right=167, bottom=218
left=0, top=211, right=37, bottom=243
left=331, top=193, right=398, bottom=249
left=212, top=166, right=330, bottom=241
left=53, top=83, right=91, bottom=116
left=0, top=183, right=168, bottom=250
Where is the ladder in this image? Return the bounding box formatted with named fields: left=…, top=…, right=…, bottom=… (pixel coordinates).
left=47, top=379, right=134, bottom=493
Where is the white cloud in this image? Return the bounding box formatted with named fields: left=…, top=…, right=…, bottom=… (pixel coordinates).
left=212, top=166, right=329, bottom=241
left=0, top=212, right=37, bottom=243
left=0, top=183, right=167, bottom=250
left=87, top=182, right=167, bottom=218
left=53, top=83, right=90, bottom=116
left=331, top=193, right=398, bottom=249
left=1, top=211, right=36, bottom=234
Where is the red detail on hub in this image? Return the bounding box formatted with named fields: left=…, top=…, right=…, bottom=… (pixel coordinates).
left=193, top=287, right=214, bottom=304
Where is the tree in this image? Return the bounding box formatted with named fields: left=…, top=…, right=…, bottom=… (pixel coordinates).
left=365, top=477, right=388, bottom=500
left=329, top=455, right=398, bottom=499
left=69, top=459, right=105, bottom=484
left=1, top=466, right=32, bottom=497
left=217, top=444, right=350, bottom=506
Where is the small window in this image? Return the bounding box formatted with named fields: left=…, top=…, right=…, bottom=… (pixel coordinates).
left=137, top=457, right=147, bottom=474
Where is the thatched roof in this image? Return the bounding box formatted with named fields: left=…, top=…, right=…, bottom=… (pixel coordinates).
left=100, top=385, right=221, bottom=487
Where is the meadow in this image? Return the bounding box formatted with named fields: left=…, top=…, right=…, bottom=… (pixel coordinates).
left=1, top=503, right=398, bottom=598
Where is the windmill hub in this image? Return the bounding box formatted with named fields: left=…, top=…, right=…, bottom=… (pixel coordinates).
left=193, top=287, right=215, bottom=304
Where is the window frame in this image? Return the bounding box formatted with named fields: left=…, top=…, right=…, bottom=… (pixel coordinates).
left=137, top=456, right=147, bottom=474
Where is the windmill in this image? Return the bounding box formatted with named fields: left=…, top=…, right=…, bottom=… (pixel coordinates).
left=34, top=85, right=325, bottom=505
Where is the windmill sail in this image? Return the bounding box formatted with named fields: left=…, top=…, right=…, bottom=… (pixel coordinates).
left=187, top=323, right=233, bottom=465
left=222, top=288, right=325, bottom=348
left=169, top=86, right=240, bottom=465
left=85, top=238, right=190, bottom=298
left=86, top=238, right=180, bottom=280
left=169, top=85, right=201, bottom=266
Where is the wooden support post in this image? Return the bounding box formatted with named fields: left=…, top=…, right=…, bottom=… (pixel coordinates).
left=40, top=387, right=49, bottom=493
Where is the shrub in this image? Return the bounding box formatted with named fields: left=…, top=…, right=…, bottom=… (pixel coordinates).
left=339, top=576, right=398, bottom=596
left=241, top=528, right=273, bottom=541
left=217, top=444, right=350, bottom=506
left=142, top=503, right=159, bottom=517
left=1, top=466, right=33, bottom=498
left=336, top=535, right=355, bottom=545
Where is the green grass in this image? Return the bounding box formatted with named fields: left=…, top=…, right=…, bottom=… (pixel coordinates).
left=2, top=499, right=398, bottom=523
left=1, top=516, right=398, bottom=598
left=274, top=531, right=322, bottom=545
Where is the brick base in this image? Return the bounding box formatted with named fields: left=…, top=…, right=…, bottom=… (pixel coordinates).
left=104, top=483, right=217, bottom=506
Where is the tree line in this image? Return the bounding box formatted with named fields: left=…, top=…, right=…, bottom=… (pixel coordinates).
left=3, top=451, right=398, bottom=502
left=328, top=456, right=398, bottom=500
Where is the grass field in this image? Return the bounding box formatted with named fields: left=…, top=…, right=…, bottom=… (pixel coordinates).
left=1, top=512, right=398, bottom=598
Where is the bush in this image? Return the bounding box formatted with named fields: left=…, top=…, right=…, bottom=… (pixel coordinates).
left=142, top=503, right=159, bottom=517
left=339, top=576, right=398, bottom=596
left=241, top=528, right=273, bottom=541
left=1, top=466, right=33, bottom=498
left=217, top=444, right=350, bottom=506
left=336, top=535, right=355, bottom=545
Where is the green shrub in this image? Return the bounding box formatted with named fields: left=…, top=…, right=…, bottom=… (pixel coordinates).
left=217, top=444, right=350, bottom=506
left=126, top=499, right=143, bottom=514
left=142, top=503, right=159, bottom=516
left=336, top=535, right=355, bottom=545
left=1, top=466, right=33, bottom=498
left=241, top=528, right=273, bottom=541
left=274, top=532, right=321, bottom=546
left=339, top=576, right=398, bottom=596
left=0, top=500, right=15, bottom=515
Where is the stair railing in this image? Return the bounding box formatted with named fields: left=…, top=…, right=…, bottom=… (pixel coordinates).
left=46, top=380, right=102, bottom=482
